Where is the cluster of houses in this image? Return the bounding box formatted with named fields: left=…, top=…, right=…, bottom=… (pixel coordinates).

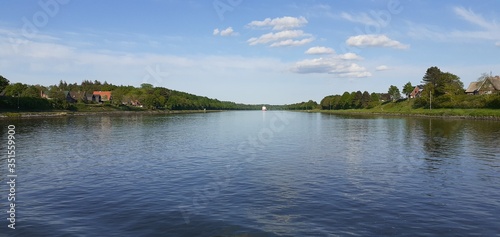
left=41, top=90, right=113, bottom=104
left=39, top=90, right=144, bottom=107
left=407, top=76, right=500, bottom=98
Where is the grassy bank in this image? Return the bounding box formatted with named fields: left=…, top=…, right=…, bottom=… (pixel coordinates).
left=0, top=104, right=221, bottom=119
left=317, top=99, right=500, bottom=120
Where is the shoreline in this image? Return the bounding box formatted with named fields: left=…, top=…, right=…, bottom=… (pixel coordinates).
left=0, top=110, right=223, bottom=119
left=2, top=109, right=500, bottom=121
left=316, top=109, right=500, bottom=121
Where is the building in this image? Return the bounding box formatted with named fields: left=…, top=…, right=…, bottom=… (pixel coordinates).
left=86, top=93, right=100, bottom=103
left=63, top=91, right=77, bottom=103
left=466, top=76, right=500, bottom=95
left=409, top=85, right=424, bottom=98
left=93, top=91, right=112, bottom=101
left=69, top=91, right=87, bottom=102
left=379, top=93, right=391, bottom=102
left=40, top=90, right=50, bottom=99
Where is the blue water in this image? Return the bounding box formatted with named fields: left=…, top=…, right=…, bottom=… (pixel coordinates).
left=1, top=111, right=499, bottom=236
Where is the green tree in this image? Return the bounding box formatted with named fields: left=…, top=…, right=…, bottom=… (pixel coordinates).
left=361, top=91, right=371, bottom=108
left=340, top=92, right=351, bottom=109
left=58, top=80, right=69, bottom=90
left=305, top=100, right=318, bottom=110
left=21, top=85, right=42, bottom=98
left=4, top=83, right=28, bottom=96
left=370, top=92, right=380, bottom=102
left=402, top=82, right=414, bottom=98
left=141, top=83, right=154, bottom=90
left=422, top=66, right=442, bottom=86
left=48, top=87, right=66, bottom=101
left=435, top=72, right=463, bottom=96
left=320, top=95, right=335, bottom=110
left=0, top=75, right=9, bottom=93
left=351, top=91, right=362, bottom=108
left=388, top=85, right=401, bottom=101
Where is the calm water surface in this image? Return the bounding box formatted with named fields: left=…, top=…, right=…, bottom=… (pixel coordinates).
left=1, top=111, right=499, bottom=236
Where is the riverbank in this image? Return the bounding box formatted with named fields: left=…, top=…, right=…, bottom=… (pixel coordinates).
left=0, top=109, right=222, bottom=119
left=316, top=108, right=500, bottom=120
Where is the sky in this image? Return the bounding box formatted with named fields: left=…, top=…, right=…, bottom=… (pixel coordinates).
left=0, top=0, right=499, bottom=105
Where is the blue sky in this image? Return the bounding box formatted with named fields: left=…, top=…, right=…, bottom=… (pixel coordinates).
left=0, top=0, right=499, bottom=104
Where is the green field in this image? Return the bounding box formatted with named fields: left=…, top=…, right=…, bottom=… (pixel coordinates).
left=318, top=99, right=500, bottom=119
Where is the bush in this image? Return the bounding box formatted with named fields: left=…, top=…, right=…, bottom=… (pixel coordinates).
left=485, top=95, right=500, bottom=109
left=413, top=97, right=428, bottom=108
left=0, top=96, right=52, bottom=110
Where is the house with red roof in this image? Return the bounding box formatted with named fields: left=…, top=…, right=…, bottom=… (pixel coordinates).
left=93, top=91, right=112, bottom=102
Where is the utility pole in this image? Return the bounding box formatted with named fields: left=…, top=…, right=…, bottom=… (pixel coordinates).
left=429, top=91, right=432, bottom=110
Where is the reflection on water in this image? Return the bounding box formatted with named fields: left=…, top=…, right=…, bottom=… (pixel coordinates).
left=0, top=112, right=499, bottom=236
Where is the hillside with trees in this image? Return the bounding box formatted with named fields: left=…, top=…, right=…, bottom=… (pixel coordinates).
left=0, top=78, right=263, bottom=112
left=319, top=66, right=500, bottom=111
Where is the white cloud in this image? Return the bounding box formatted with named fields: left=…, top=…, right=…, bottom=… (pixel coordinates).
left=376, top=65, right=390, bottom=71
left=346, top=34, right=409, bottom=49
left=270, top=38, right=314, bottom=47
left=407, top=7, right=500, bottom=43
left=305, top=46, right=335, bottom=54
left=220, top=27, right=235, bottom=36
left=247, top=16, right=308, bottom=30
left=338, top=52, right=363, bottom=60
left=453, top=6, right=497, bottom=30
left=248, top=30, right=309, bottom=46
left=496, top=42, right=500, bottom=47
left=246, top=16, right=313, bottom=47
left=340, top=12, right=383, bottom=26
left=451, top=6, right=500, bottom=41
left=0, top=31, right=291, bottom=97
left=290, top=53, right=371, bottom=78
left=213, top=27, right=236, bottom=36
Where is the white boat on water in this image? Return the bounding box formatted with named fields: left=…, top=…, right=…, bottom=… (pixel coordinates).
left=262, top=106, right=267, bottom=111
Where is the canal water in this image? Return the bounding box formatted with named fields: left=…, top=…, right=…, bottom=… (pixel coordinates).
left=1, top=111, right=499, bottom=236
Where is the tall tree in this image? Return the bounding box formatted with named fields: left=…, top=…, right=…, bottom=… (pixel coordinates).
left=320, top=95, right=335, bottom=110
left=351, top=91, right=362, bottom=108
left=0, top=75, right=9, bottom=93
left=388, top=85, right=401, bottom=101
left=422, top=66, right=442, bottom=86
left=402, top=82, right=414, bottom=98
left=340, top=91, right=351, bottom=109
left=361, top=91, right=371, bottom=108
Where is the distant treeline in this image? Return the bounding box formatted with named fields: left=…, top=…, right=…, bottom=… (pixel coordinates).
left=0, top=78, right=264, bottom=111
left=320, top=91, right=381, bottom=110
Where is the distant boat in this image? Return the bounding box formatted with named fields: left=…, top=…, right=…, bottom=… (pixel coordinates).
left=262, top=106, right=267, bottom=111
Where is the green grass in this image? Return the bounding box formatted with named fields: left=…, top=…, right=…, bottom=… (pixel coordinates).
left=319, top=99, right=500, bottom=119
left=72, top=103, right=143, bottom=112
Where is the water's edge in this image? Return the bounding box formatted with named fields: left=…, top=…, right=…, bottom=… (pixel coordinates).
left=0, top=110, right=222, bottom=119
left=316, top=110, right=500, bottom=121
